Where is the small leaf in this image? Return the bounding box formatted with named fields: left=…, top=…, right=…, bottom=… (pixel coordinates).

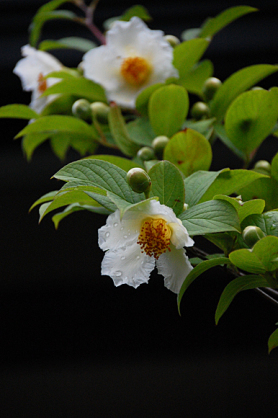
left=52, top=203, right=109, bottom=229
left=210, top=64, right=278, bottom=120
left=0, top=104, right=39, bottom=120
left=173, top=38, right=210, bottom=83
left=180, top=59, right=214, bottom=96
left=108, top=104, right=140, bottom=157
left=135, top=83, right=164, bottom=116
left=271, top=152, right=278, bottom=182
left=268, top=327, right=278, bottom=353
left=39, top=37, right=96, bottom=52
left=215, top=275, right=269, bottom=324
left=148, top=85, right=189, bottom=137
left=164, top=129, right=212, bottom=177
left=148, top=161, right=185, bottom=215
left=238, top=199, right=265, bottom=223
left=22, top=133, right=50, bottom=160
left=241, top=211, right=278, bottom=238
left=179, top=199, right=240, bottom=236
left=120, top=5, right=152, bottom=21
left=126, top=117, right=155, bottom=146
left=178, top=257, right=231, bottom=313
left=225, top=89, right=278, bottom=155
left=30, top=191, right=58, bottom=212
left=199, top=6, right=257, bottom=38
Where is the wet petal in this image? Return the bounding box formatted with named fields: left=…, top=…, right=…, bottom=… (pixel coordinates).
left=168, top=221, right=194, bottom=249
left=101, top=239, right=155, bottom=288
left=156, top=245, right=193, bottom=294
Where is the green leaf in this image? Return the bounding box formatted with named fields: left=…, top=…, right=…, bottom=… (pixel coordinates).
left=135, top=83, right=164, bottom=116
left=22, top=132, right=50, bottom=160
left=268, top=327, right=278, bottom=353
left=107, top=194, right=157, bottom=219
left=50, top=134, right=71, bottom=160
left=184, top=169, right=228, bottom=207
left=148, top=84, right=189, bottom=137
left=41, top=77, right=107, bottom=103
left=215, top=275, right=269, bottom=324
left=0, top=104, right=39, bottom=120
left=54, top=159, right=144, bottom=204
left=229, top=236, right=278, bottom=273
left=41, top=94, right=76, bottom=117
left=238, top=177, right=278, bottom=211
left=181, top=28, right=201, bottom=41
left=30, top=190, right=59, bottom=211
left=199, top=169, right=269, bottom=203
left=39, top=37, right=96, bottom=52
left=180, top=59, right=214, bottom=96
left=85, top=155, right=140, bottom=172
left=179, top=199, right=240, bottom=236
left=30, top=9, right=77, bottom=47
left=210, top=64, right=278, bottom=120
left=238, top=199, right=265, bottom=223
left=108, top=104, right=140, bottom=157
left=183, top=118, right=215, bottom=139
left=241, top=211, right=278, bottom=238
left=173, top=38, right=210, bottom=84
left=199, top=6, right=257, bottom=38
left=148, top=161, right=185, bottom=215
left=120, top=5, right=152, bottom=21
left=271, top=152, right=278, bottom=182
left=225, top=89, right=278, bottom=155
left=164, top=129, right=212, bottom=177
left=178, top=257, right=231, bottom=313
left=126, top=117, right=155, bottom=146
left=52, top=203, right=109, bottom=229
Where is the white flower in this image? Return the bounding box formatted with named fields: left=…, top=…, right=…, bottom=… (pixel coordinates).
left=82, top=17, right=179, bottom=109
left=13, top=45, right=63, bottom=113
left=98, top=200, right=194, bottom=294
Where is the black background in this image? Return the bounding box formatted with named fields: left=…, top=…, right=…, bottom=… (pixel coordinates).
left=1, top=0, right=278, bottom=416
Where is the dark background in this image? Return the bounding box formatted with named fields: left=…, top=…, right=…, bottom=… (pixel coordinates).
left=1, top=0, right=278, bottom=416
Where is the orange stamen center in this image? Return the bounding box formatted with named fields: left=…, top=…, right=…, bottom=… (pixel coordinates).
left=120, top=56, right=151, bottom=86
left=137, top=218, right=171, bottom=260
left=37, top=73, right=47, bottom=94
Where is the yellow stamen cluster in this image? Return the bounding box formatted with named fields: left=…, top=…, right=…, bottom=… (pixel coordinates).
left=120, top=56, right=151, bottom=86
left=137, top=218, right=171, bottom=259
left=37, top=73, right=47, bottom=94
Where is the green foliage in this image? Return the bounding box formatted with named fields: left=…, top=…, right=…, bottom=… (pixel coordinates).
left=268, top=327, right=278, bottom=353
left=164, top=129, right=212, bottom=177
left=0, top=104, right=39, bottom=120
left=39, top=37, right=96, bottom=52
left=148, top=84, right=189, bottom=137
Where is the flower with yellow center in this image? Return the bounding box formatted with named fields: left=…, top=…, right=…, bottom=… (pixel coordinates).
left=98, top=200, right=194, bottom=293
left=13, top=45, right=63, bottom=113
left=82, top=17, right=179, bottom=109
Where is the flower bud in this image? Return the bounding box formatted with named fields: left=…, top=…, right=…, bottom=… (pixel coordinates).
left=152, top=135, right=169, bottom=158
left=202, top=77, right=222, bottom=101
left=164, top=35, right=180, bottom=47
left=253, top=160, right=271, bottom=175
left=190, top=102, right=210, bottom=120
left=137, top=146, right=155, bottom=161
left=242, top=225, right=265, bottom=248
left=72, top=99, right=92, bottom=121
left=90, top=101, right=110, bottom=124
left=126, top=168, right=151, bottom=193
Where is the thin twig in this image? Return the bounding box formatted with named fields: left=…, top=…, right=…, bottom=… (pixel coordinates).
left=254, top=288, right=278, bottom=308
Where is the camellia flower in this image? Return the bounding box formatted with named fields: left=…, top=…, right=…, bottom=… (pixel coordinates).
left=13, top=45, right=63, bottom=113
left=98, top=200, right=194, bottom=293
left=82, top=17, right=179, bottom=109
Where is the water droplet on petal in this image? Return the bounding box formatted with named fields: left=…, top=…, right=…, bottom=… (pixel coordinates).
left=115, top=271, right=122, bottom=277
left=136, top=256, right=140, bottom=260
left=120, top=227, right=124, bottom=231
left=121, top=256, right=126, bottom=260
left=123, top=235, right=128, bottom=239
left=105, top=232, right=110, bottom=238
left=113, top=222, right=118, bottom=227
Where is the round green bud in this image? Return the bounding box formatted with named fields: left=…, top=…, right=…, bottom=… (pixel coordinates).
left=90, top=101, right=110, bottom=124
left=190, top=101, right=210, bottom=120
left=253, top=160, right=271, bottom=175
left=202, top=77, right=222, bottom=101
left=164, top=35, right=180, bottom=47
left=72, top=99, right=92, bottom=121
left=126, top=168, right=151, bottom=193
left=242, top=225, right=265, bottom=248
left=137, top=146, right=156, bottom=161
left=152, top=135, right=169, bottom=158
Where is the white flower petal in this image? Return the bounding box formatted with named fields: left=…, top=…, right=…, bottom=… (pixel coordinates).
left=156, top=245, right=193, bottom=294
left=168, top=221, right=194, bottom=249
left=101, top=239, right=155, bottom=288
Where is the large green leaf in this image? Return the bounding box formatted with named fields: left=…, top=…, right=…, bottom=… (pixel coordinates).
left=238, top=177, right=278, bottom=211
left=184, top=169, right=228, bottom=207
left=164, top=129, right=212, bottom=177
left=148, top=85, right=189, bottom=137
left=179, top=199, right=240, bottom=236
left=215, top=275, right=269, bottom=324
left=54, top=159, right=144, bottom=204
left=41, top=77, right=107, bottom=103
left=199, top=6, right=257, bottom=38
left=210, top=65, right=278, bottom=120
left=85, top=155, right=140, bottom=172
left=135, top=83, right=164, bottom=116
left=173, top=38, right=210, bottom=84
left=225, top=89, right=278, bottom=155
left=0, top=104, right=39, bottom=120
left=22, top=132, right=50, bottom=160
left=52, top=203, right=109, bottom=229
left=148, top=161, right=185, bottom=215
left=199, top=169, right=268, bottom=202
left=178, top=257, right=231, bottom=313
left=241, top=211, right=278, bottom=237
